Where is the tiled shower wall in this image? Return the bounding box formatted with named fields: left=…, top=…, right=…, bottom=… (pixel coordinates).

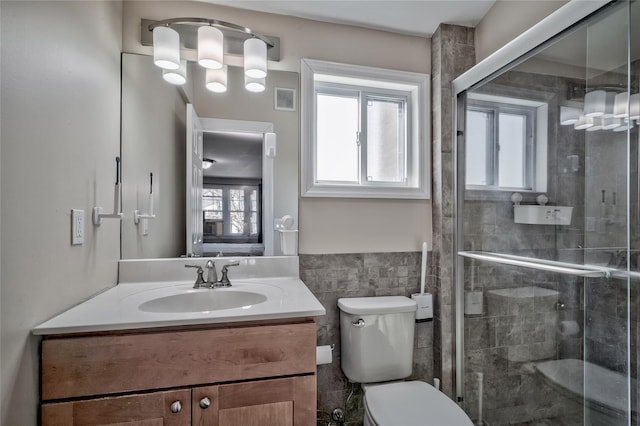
left=460, top=69, right=587, bottom=425
left=299, top=252, right=434, bottom=425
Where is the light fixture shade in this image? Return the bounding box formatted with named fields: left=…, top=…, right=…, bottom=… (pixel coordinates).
left=602, top=117, right=622, bottom=130
left=244, top=38, right=267, bottom=78
left=245, top=74, right=265, bottom=92
left=630, top=93, right=640, bottom=120
left=162, top=59, right=187, bottom=85
left=153, top=26, right=180, bottom=70
left=560, top=106, right=581, bottom=125
left=198, top=26, right=224, bottom=69
left=574, top=115, right=594, bottom=130
left=205, top=66, right=228, bottom=93
left=586, top=117, right=603, bottom=131
left=613, top=119, right=633, bottom=132
left=202, top=158, right=215, bottom=169
left=614, top=92, right=629, bottom=118
left=584, top=90, right=615, bottom=118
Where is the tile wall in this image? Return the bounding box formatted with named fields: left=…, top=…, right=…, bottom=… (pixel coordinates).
left=300, top=252, right=434, bottom=425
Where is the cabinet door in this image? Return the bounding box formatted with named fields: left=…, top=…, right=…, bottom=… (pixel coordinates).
left=214, top=376, right=315, bottom=426
left=41, top=389, right=191, bottom=426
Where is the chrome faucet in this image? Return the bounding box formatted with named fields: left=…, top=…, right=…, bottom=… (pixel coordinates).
left=185, top=260, right=239, bottom=288
left=205, top=259, right=217, bottom=284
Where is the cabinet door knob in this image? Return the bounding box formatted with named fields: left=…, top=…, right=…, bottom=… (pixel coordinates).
left=170, top=401, right=182, bottom=413
left=199, top=397, right=211, bottom=409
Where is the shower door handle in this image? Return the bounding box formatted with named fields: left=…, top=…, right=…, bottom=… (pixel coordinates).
left=458, top=251, right=611, bottom=278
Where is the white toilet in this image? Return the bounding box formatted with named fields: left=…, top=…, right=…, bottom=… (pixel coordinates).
left=338, top=296, right=473, bottom=426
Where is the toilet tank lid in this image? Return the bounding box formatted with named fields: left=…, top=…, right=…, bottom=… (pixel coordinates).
left=338, top=296, right=417, bottom=314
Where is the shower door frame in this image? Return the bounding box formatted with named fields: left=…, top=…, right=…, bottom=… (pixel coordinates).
left=451, top=0, right=613, bottom=403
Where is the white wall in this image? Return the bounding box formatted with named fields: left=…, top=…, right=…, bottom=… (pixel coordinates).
left=475, top=0, right=569, bottom=62
left=122, top=1, right=432, bottom=255
left=0, top=1, right=122, bottom=424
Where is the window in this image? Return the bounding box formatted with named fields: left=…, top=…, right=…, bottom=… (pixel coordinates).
left=301, top=59, right=430, bottom=199
left=203, top=185, right=260, bottom=243
left=465, top=93, right=548, bottom=192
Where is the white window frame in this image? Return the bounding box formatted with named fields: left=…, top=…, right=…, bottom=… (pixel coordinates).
left=301, top=58, right=430, bottom=199
left=465, top=92, right=548, bottom=193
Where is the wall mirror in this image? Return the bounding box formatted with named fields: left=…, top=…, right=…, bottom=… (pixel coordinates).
left=121, top=53, right=300, bottom=259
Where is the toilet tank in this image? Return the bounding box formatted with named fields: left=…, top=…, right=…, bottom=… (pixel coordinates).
left=338, top=296, right=417, bottom=383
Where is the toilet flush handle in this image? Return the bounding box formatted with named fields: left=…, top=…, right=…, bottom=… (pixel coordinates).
left=352, top=318, right=366, bottom=328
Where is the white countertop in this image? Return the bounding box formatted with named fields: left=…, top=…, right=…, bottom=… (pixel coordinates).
left=33, top=257, right=326, bottom=335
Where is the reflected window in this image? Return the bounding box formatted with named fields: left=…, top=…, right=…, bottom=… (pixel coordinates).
left=203, top=185, right=260, bottom=243
left=466, top=94, right=547, bottom=192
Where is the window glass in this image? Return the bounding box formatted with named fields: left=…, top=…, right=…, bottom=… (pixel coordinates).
left=229, top=189, right=245, bottom=234
left=316, top=92, right=359, bottom=182
left=466, top=110, right=492, bottom=186
left=301, top=59, right=430, bottom=199
left=366, top=97, right=405, bottom=183
left=498, top=113, right=527, bottom=188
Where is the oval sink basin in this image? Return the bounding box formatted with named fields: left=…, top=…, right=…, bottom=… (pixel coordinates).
left=138, top=290, right=268, bottom=313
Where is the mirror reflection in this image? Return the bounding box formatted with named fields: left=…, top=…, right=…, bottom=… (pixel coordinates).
left=202, top=132, right=263, bottom=256
left=121, top=53, right=300, bottom=259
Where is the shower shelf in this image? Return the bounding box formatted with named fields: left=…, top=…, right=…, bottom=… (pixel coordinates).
left=458, top=251, right=612, bottom=278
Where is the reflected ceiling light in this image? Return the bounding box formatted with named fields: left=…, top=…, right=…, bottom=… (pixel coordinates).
left=198, top=26, right=224, bottom=69
left=245, top=74, right=266, bottom=93
left=584, top=90, right=616, bottom=118
left=585, top=117, right=603, bottom=131
left=574, top=115, right=593, bottom=130
left=613, top=119, right=633, bottom=132
left=145, top=18, right=279, bottom=93
left=630, top=94, right=640, bottom=120
left=202, top=158, right=216, bottom=169
left=153, top=26, right=180, bottom=70
left=613, top=92, right=629, bottom=118
left=560, top=106, right=581, bottom=125
left=602, top=117, right=622, bottom=130
left=162, top=59, right=187, bottom=85
left=244, top=38, right=267, bottom=78
left=205, top=66, right=228, bottom=93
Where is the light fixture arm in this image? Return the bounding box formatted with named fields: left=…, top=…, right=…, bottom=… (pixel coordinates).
left=147, top=17, right=275, bottom=48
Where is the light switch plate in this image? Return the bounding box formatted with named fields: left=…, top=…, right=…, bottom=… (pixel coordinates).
left=71, top=209, right=84, bottom=245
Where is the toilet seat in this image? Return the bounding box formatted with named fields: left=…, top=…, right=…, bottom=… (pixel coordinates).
left=363, top=381, right=473, bottom=426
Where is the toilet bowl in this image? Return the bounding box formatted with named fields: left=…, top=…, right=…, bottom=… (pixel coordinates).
left=363, top=381, right=473, bottom=426
left=338, top=296, right=473, bottom=426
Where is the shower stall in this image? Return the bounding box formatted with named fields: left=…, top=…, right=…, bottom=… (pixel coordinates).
left=455, top=1, right=639, bottom=425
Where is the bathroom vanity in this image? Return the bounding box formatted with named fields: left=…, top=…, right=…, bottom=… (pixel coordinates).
left=34, top=257, right=325, bottom=425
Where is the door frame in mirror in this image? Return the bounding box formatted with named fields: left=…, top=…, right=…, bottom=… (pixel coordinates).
left=197, top=117, right=275, bottom=257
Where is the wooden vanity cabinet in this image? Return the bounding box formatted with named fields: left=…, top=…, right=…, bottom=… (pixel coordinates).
left=40, top=320, right=317, bottom=426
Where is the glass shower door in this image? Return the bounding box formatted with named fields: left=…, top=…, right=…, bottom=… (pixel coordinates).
left=456, top=2, right=636, bottom=425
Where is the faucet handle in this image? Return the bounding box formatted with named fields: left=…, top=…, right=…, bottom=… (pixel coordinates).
left=185, top=264, right=206, bottom=287
left=219, top=261, right=240, bottom=286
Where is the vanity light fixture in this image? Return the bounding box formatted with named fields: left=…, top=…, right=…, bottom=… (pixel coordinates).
left=142, top=18, right=280, bottom=93
left=244, top=38, right=267, bottom=78
left=205, top=66, right=227, bottom=93
left=245, top=74, right=266, bottom=93
left=202, top=158, right=216, bottom=169
left=162, top=59, right=187, bottom=85
left=152, top=26, right=181, bottom=70
left=198, top=26, right=224, bottom=69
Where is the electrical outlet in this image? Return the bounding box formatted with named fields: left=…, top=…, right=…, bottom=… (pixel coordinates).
left=71, top=209, right=84, bottom=245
